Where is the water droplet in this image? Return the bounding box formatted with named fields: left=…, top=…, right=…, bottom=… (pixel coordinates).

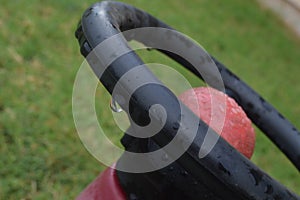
left=218, top=163, right=231, bottom=176
left=264, top=184, right=273, bottom=194
left=129, top=193, right=138, bottom=200
left=180, top=170, right=188, bottom=176
left=168, top=166, right=174, bottom=171
left=162, top=153, right=169, bottom=161
left=218, top=104, right=225, bottom=113
left=110, top=98, right=123, bottom=113
left=232, top=108, right=238, bottom=114
left=173, top=122, right=180, bottom=130
left=178, top=121, right=188, bottom=131
left=149, top=104, right=166, bottom=123
left=250, top=169, right=263, bottom=186
left=241, top=118, right=246, bottom=124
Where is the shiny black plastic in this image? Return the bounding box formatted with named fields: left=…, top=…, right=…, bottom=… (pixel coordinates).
left=75, top=1, right=300, bottom=199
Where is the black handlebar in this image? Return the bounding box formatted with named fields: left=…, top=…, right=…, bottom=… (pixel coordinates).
left=75, top=1, right=300, bottom=199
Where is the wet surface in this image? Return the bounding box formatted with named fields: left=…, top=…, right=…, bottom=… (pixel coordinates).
left=250, top=169, right=263, bottom=186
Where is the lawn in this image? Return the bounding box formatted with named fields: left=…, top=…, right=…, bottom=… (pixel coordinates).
left=1, top=0, right=300, bottom=199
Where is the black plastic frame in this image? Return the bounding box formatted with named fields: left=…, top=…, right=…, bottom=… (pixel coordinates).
left=75, top=1, right=300, bottom=199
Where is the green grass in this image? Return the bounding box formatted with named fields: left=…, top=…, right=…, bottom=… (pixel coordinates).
left=1, top=0, right=300, bottom=199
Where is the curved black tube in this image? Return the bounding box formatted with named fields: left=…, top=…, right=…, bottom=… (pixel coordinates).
left=76, top=1, right=300, bottom=172
left=75, top=1, right=300, bottom=199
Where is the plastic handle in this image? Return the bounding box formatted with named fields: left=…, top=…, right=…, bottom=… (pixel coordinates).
left=75, top=1, right=300, bottom=199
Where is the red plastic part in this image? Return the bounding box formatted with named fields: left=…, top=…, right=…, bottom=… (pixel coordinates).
left=76, top=164, right=126, bottom=200
left=179, top=87, right=256, bottom=158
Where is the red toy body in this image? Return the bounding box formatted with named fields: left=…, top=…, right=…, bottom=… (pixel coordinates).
left=76, top=164, right=126, bottom=200
left=179, top=87, right=255, bottom=158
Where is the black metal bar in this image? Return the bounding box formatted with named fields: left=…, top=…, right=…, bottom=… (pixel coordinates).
left=75, top=1, right=300, bottom=199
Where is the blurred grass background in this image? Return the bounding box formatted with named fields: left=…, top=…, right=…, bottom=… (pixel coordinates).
left=1, top=0, right=300, bottom=199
